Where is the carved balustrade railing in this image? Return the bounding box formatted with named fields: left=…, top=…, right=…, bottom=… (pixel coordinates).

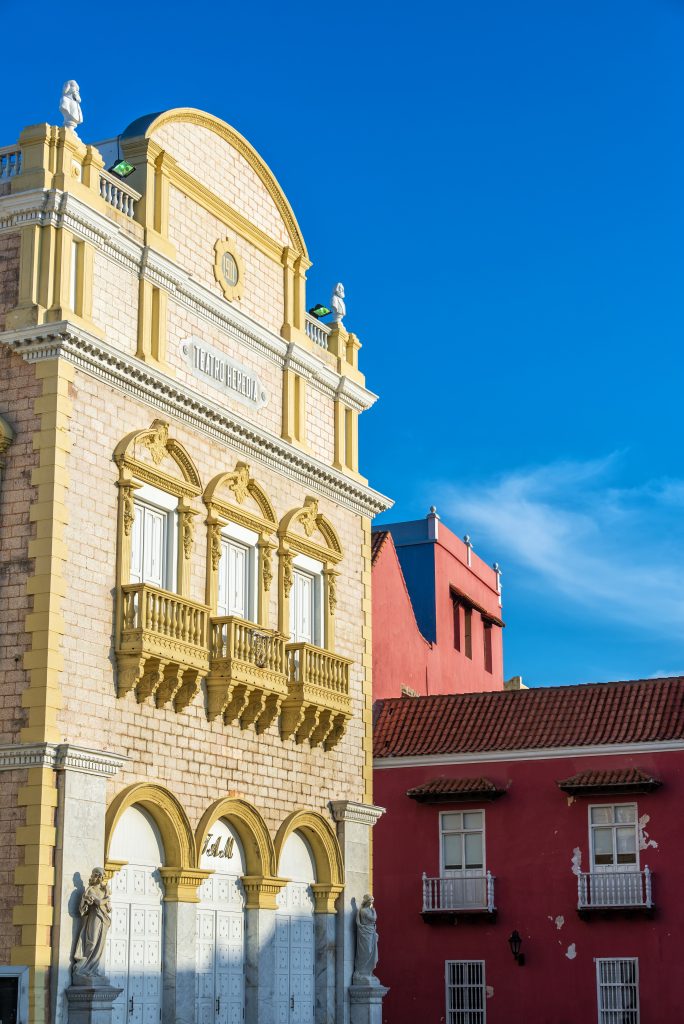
left=207, top=616, right=288, bottom=731
left=0, top=146, right=22, bottom=180
left=99, top=170, right=140, bottom=218
left=305, top=312, right=331, bottom=350
left=281, top=643, right=352, bottom=749
left=116, top=584, right=209, bottom=710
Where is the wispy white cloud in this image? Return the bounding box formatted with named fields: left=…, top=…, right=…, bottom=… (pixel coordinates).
left=438, top=455, right=684, bottom=634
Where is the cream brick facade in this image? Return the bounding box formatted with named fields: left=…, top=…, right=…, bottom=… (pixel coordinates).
left=0, top=107, right=389, bottom=1024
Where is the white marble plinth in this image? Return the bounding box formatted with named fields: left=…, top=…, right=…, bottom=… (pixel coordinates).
left=349, top=984, right=388, bottom=1024
left=66, top=984, right=123, bottom=1024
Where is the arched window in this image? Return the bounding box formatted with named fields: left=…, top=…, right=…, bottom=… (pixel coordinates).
left=113, top=420, right=208, bottom=710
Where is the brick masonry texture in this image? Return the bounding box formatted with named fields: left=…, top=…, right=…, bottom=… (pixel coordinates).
left=154, top=122, right=292, bottom=248
left=0, top=348, right=40, bottom=742
left=60, top=367, right=367, bottom=837
left=0, top=233, right=20, bottom=332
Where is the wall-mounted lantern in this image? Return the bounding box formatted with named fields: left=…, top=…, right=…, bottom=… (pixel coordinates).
left=508, top=930, right=525, bottom=966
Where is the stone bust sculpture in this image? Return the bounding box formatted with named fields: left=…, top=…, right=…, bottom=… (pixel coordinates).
left=72, top=868, right=112, bottom=984
left=331, top=282, right=346, bottom=324
left=60, top=81, right=83, bottom=132
left=353, top=893, right=379, bottom=985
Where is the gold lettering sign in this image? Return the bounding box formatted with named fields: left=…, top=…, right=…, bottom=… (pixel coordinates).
left=201, top=833, right=236, bottom=860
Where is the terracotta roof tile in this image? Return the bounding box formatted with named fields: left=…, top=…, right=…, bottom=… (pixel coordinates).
left=406, top=777, right=504, bottom=802
left=557, top=767, right=662, bottom=794
left=373, top=677, right=684, bottom=758
left=371, top=530, right=389, bottom=565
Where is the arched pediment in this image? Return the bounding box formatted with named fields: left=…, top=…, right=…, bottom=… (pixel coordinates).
left=105, top=783, right=196, bottom=869
left=114, top=418, right=202, bottom=497
left=204, top=463, right=277, bottom=534
left=122, top=108, right=308, bottom=260
left=279, top=496, right=343, bottom=563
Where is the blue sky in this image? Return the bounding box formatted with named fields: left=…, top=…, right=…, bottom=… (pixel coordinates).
left=4, top=0, right=684, bottom=686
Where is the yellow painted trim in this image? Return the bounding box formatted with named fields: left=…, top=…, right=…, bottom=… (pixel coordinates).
left=0, top=412, right=14, bottom=472
left=105, top=782, right=196, bottom=870
left=194, top=797, right=277, bottom=878
left=134, top=108, right=309, bottom=260
left=274, top=810, right=344, bottom=888
left=214, top=238, right=245, bottom=302
left=114, top=418, right=202, bottom=496
left=203, top=464, right=277, bottom=530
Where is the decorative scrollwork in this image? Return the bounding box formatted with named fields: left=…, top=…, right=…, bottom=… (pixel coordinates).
left=262, top=547, right=273, bottom=591
left=210, top=523, right=223, bottom=571
left=143, top=419, right=170, bottom=465
left=228, top=463, right=250, bottom=504
left=123, top=491, right=135, bottom=537
left=182, top=514, right=195, bottom=560
left=281, top=552, right=294, bottom=597
left=298, top=497, right=319, bottom=538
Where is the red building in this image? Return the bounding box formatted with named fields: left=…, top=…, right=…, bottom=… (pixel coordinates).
left=372, top=510, right=504, bottom=698
left=373, top=679, right=684, bottom=1024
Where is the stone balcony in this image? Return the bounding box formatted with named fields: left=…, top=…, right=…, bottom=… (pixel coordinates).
left=281, top=643, right=352, bottom=749
left=207, top=616, right=289, bottom=732
left=116, top=583, right=210, bottom=711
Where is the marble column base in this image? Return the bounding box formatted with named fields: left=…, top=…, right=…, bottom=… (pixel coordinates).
left=65, top=984, right=123, bottom=1024
left=349, top=984, right=389, bottom=1024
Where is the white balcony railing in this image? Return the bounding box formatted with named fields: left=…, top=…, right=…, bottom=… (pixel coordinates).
left=422, top=872, right=495, bottom=914
left=305, top=312, right=331, bottom=349
left=99, top=169, right=140, bottom=218
left=0, top=146, right=22, bottom=179
left=577, top=868, right=653, bottom=910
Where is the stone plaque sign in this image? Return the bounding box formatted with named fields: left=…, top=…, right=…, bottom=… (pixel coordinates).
left=182, top=336, right=268, bottom=410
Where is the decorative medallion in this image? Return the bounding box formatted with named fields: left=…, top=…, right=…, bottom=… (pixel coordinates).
left=214, top=239, right=244, bottom=302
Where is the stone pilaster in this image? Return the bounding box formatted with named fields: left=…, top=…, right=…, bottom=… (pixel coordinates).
left=330, top=801, right=384, bottom=1024
left=244, top=908, right=276, bottom=1024
left=49, top=746, right=127, bottom=1024
left=162, top=901, right=197, bottom=1024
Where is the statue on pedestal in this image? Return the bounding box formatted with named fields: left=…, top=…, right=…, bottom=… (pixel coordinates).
left=331, top=283, right=346, bottom=324
left=353, top=893, right=379, bottom=985
left=60, top=81, right=83, bottom=133
left=72, top=868, right=112, bottom=985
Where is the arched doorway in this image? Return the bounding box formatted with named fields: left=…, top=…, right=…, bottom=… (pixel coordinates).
left=196, top=818, right=246, bottom=1024
left=275, top=831, right=316, bottom=1024
left=106, top=806, right=164, bottom=1024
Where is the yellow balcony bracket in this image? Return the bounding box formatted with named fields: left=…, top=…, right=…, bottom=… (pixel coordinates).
left=207, top=617, right=288, bottom=733
left=281, top=643, right=352, bottom=750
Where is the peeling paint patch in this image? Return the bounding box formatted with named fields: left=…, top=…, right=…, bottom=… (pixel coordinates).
left=555, top=915, right=565, bottom=931
left=571, top=847, right=582, bottom=876
left=565, top=943, right=577, bottom=960
left=638, top=814, right=659, bottom=851
left=567, top=795, right=576, bottom=806
left=485, top=986, right=494, bottom=999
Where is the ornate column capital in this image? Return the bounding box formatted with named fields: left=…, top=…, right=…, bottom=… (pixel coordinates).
left=241, top=875, right=288, bottom=910
left=159, top=867, right=211, bottom=903
left=311, top=882, right=344, bottom=914
left=329, top=801, right=385, bottom=827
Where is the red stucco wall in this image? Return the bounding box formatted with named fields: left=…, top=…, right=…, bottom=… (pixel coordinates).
left=373, top=749, right=681, bottom=1024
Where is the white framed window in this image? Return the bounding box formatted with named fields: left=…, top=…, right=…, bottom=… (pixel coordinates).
left=130, top=484, right=177, bottom=591
left=217, top=522, right=258, bottom=621
left=441, top=812, right=485, bottom=873
left=590, top=804, right=638, bottom=871
left=0, top=966, right=29, bottom=1024
left=596, top=958, right=639, bottom=1024
left=290, top=554, right=323, bottom=645
left=446, top=961, right=485, bottom=1024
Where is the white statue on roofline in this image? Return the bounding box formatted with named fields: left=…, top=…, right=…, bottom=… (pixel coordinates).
left=60, top=81, right=83, bottom=133
left=331, top=282, right=346, bottom=324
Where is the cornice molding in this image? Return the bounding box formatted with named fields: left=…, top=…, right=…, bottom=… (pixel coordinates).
left=0, top=742, right=128, bottom=776
left=373, top=739, right=684, bottom=770
left=0, top=189, right=379, bottom=411
left=329, top=800, right=385, bottom=826
left=0, top=322, right=393, bottom=517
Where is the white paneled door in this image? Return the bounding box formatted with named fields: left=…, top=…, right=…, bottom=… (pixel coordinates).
left=106, top=865, right=163, bottom=1024
left=275, top=883, right=315, bottom=1024
left=196, top=875, right=245, bottom=1024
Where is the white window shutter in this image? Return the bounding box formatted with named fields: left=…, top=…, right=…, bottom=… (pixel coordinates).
left=229, top=543, right=247, bottom=618
left=217, top=538, right=229, bottom=616
left=143, top=506, right=165, bottom=589
left=130, top=503, right=143, bottom=583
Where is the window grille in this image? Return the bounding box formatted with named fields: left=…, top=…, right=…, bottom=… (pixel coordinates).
left=596, top=958, right=639, bottom=1024
left=446, top=960, right=485, bottom=1024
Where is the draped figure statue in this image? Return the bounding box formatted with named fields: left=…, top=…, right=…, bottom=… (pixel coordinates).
left=353, top=893, right=379, bottom=985
left=72, top=868, right=112, bottom=984
left=60, top=81, right=83, bottom=132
